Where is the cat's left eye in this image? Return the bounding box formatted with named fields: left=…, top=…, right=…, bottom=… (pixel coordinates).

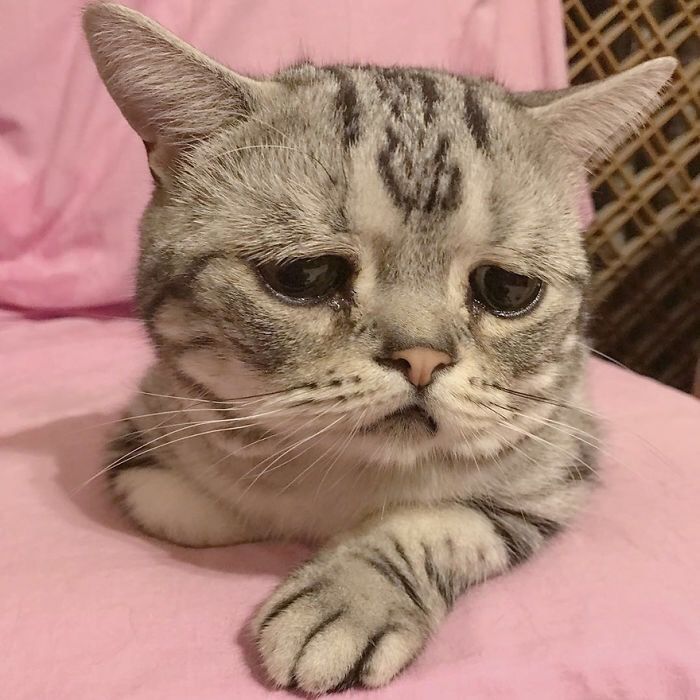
left=258, top=255, right=353, bottom=303
left=469, top=265, right=543, bottom=317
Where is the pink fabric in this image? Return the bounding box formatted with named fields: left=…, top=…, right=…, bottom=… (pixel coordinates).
left=0, top=0, right=568, bottom=311
left=1, top=315, right=699, bottom=699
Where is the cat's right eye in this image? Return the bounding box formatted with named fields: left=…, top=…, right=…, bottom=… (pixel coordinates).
left=257, top=256, right=353, bottom=303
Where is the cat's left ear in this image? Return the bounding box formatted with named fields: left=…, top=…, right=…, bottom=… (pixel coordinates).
left=518, top=57, right=678, bottom=165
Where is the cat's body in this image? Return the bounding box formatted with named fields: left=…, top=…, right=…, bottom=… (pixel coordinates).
left=84, top=3, right=675, bottom=693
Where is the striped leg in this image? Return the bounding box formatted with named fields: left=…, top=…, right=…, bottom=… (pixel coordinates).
left=253, top=501, right=562, bottom=693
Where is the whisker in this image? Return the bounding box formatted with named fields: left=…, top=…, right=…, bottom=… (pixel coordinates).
left=580, top=342, right=630, bottom=372
left=473, top=400, right=593, bottom=472
left=138, top=381, right=317, bottom=406
left=106, top=404, right=299, bottom=473
left=251, top=413, right=347, bottom=480
left=467, top=379, right=673, bottom=474
left=314, top=409, right=368, bottom=497
left=479, top=380, right=599, bottom=417
left=88, top=385, right=350, bottom=433
left=112, top=396, right=350, bottom=478
left=217, top=144, right=336, bottom=184
left=473, top=400, right=673, bottom=487
left=328, top=425, right=385, bottom=494
left=234, top=402, right=343, bottom=484
left=112, top=406, right=298, bottom=441
left=89, top=402, right=274, bottom=430
left=279, top=417, right=356, bottom=495
left=83, top=400, right=340, bottom=490
left=224, top=111, right=292, bottom=143
left=237, top=413, right=346, bottom=499
left=72, top=421, right=267, bottom=494
left=488, top=401, right=603, bottom=448
left=190, top=414, right=300, bottom=478
left=492, top=418, right=596, bottom=472
left=489, top=402, right=606, bottom=466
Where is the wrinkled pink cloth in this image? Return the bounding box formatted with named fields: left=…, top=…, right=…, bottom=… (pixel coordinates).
left=0, top=0, right=567, bottom=310
left=5, top=3, right=695, bottom=698
left=1, top=314, right=699, bottom=699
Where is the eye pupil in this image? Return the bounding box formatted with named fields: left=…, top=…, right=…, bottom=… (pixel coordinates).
left=470, top=265, right=542, bottom=317
left=259, top=256, right=351, bottom=302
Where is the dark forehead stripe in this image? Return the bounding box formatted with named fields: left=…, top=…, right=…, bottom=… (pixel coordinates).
left=325, top=67, right=361, bottom=150
left=463, top=85, right=490, bottom=152
left=374, top=69, right=462, bottom=217
left=377, top=127, right=462, bottom=216
left=424, top=135, right=462, bottom=214
left=375, top=70, right=412, bottom=121
left=377, top=125, right=417, bottom=214
left=374, top=68, right=438, bottom=126
left=414, top=73, right=439, bottom=125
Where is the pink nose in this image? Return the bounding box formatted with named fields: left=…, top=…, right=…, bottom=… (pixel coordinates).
left=389, top=347, right=453, bottom=387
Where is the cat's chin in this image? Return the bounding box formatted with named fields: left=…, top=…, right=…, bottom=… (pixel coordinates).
left=351, top=419, right=449, bottom=470
left=360, top=404, right=438, bottom=438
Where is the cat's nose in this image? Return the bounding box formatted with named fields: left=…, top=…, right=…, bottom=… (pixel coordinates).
left=384, top=347, right=454, bottom=387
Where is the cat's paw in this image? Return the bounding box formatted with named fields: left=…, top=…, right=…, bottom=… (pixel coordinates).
left=252, top=543, right=437, bottom=693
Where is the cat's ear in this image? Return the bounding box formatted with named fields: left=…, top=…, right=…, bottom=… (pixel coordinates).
left=518, top=57, right=678, bottom=165
left=82, top=3, right=269, bottom=177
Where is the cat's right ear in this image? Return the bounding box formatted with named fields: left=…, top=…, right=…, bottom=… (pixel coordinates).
left=517, top=57, right=677, bottom=167
left=82, top=2, right=270, bottom=179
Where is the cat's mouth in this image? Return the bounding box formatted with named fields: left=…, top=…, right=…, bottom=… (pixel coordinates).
left=363, top=403, right=438, bottom=436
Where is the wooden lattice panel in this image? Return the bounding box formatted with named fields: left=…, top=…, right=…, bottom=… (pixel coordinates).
left=564, top=0, right=699, bottom=392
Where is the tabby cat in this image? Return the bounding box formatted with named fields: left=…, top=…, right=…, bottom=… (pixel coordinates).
left=83, top=3, right=676, bottom=693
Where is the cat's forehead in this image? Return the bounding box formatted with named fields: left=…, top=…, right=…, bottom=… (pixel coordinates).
left=270, top=66, right=572, bottom=260
left=192, top=63, right=583, bottom=283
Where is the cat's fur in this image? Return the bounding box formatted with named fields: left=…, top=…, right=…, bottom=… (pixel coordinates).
left=83, top=3, right=676, bottom=693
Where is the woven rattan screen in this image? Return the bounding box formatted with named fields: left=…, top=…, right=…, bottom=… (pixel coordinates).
left=564, top=0, right=699, bottom=392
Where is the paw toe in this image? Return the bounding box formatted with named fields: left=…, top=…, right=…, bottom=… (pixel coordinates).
left=292, top=618, right=365, bottom=693
left=360, top=626, right=425, bottom=688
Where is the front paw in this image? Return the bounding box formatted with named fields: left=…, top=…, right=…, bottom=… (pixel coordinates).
left=252, top=544, right=437, bottom=693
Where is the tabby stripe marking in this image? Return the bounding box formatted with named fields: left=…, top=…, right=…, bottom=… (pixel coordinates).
left=421, top=543, right=453, bottom=607
left=108, top=419, right=161, bottom=475
left=359, top=549, right=428, bottom=616
left=258, top=581, right=324, bottom=631
left=464, top=501, right=534, bottom=566
left=489, top=516, right=533, bottom=566
left=170, top=365, right=227, bottom=405
left=485, top=504, right=562, bottom=539
left=463, top=84, right=490, bottom=152
left=566, top=442, right=597, bottom=482
left=333, top=623, right=398, bottom=691
left=327, top=67, right=361, bottom=149
left=290, top=609, right=345, bottom=687
left=390, top=537, right=415, bottom=577
left=144, top=250, right=229, bottom=322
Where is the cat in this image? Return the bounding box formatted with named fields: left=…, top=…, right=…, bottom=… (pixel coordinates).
left=83, top=3, right=676, bottom=694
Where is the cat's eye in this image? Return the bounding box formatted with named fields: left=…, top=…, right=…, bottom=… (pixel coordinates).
left=469, top=265, right=543, bottom=317
left=258, top=255, right=352, bottom=303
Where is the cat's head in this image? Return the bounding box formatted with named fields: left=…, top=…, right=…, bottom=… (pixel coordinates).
left=84, top=3, right=676, bottom=467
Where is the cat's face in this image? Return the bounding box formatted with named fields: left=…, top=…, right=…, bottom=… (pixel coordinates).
left=142, top=67, right=590, bottom=465
left=84, top=4, right=676, bottom=468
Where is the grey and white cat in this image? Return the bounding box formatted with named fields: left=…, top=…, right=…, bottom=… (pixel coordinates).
left=83, top=3, right=676, bottom=694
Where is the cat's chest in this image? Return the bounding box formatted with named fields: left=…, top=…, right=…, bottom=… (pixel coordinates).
left=175, top=435, right=480, bottom=540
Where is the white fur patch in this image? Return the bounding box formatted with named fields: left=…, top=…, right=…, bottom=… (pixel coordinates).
left=113, top=468, right=249, bottom=547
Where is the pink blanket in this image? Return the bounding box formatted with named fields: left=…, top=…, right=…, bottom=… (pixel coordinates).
left=1, top=314, right=699, bottom=698
left=2, top=1, right=698, bottom=697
